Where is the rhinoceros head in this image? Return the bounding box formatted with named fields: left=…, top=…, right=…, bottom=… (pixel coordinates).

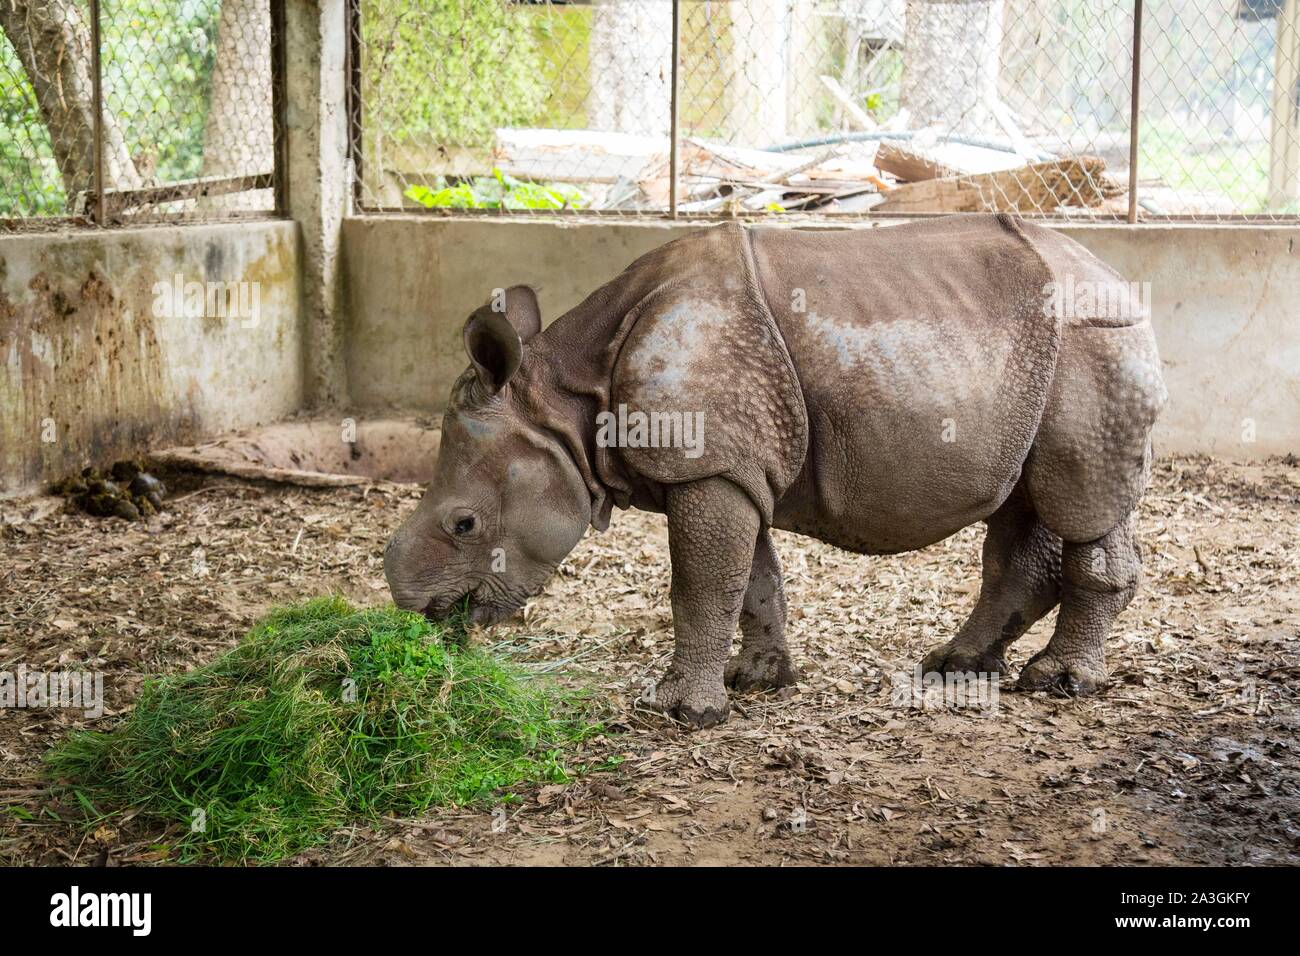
left=383, top=286, right=592, bottom=626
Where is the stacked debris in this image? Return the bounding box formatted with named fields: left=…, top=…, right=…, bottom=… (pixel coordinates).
left=384, top=127, right=1126, bottom=216
left=635, top=134, right=1124, bottom=216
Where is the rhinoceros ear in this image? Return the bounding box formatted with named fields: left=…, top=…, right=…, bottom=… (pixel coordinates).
left=463, top=305, right=522, bottom=394
left=499, top=285, right=542, bottom=343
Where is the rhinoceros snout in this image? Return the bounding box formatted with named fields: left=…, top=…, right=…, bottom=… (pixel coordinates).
left=383, top=529, right=434, bottom=613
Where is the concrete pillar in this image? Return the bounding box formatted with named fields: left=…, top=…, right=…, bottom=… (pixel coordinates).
left=900, top=0, right=1004, bottom=135
left=728, top=0, right=790, bottom=146
left=1269, top=0, right=1300, bottom=210
left=201, top=0, right=275, bottom=211
left=786, top=0, right=825, bottom=137
left=285, top=0, right=350, bottom=408
left=589, top=0, right=674, bottom=136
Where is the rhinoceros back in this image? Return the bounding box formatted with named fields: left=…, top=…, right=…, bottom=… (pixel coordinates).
left=750, top=214, right=1061, bottom=553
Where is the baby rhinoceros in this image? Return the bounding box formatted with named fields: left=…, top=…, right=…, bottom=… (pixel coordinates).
left=384, top=215, right=1166, bottom=729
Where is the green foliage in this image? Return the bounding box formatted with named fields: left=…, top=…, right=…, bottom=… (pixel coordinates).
left=0, top=33, right=65, bottom=215
left=46, top=597, right=605, bottom=864
left=101, top=0, right=221, bottom=183
left=405, top=168, right=585, bottom=210
left=0, top=0, right=219, bottom=215
left=362, top=0, right=544, bottom=147
left=527, top=3, right=591, bottom=129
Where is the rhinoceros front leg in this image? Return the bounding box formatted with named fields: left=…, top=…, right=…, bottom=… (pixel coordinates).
left=648, top=477, right=760, bottom=729
left=1018, top=515, right=1140, bottom=695
left=726, top=529, right=800, bottom=691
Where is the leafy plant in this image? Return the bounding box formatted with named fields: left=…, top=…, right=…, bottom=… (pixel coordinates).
left=405, top=168, right=585, bottom=210
left=100, top=0, right=222, bottom=184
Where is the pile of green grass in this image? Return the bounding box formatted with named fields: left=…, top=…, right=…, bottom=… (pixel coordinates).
left=46, top=597, right=604, bottom=863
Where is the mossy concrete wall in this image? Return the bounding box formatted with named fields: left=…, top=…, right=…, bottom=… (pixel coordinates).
left=341, top=217, right=1300, bottom=459
left=0, top=221, right=301, bottom=495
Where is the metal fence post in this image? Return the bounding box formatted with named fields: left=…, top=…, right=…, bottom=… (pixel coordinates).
left=669, top=0, right=680, bottom=220
left=271, top=0, right=289, bottom=216
left=89, top=0, right=105, bottom=225
left=1128, top=0, right=1143, bottom=224
left=347, top=0, right=363, bottom=212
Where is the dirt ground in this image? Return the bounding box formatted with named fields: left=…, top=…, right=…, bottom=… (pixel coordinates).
left=2, top=455, right=1298, bottom=867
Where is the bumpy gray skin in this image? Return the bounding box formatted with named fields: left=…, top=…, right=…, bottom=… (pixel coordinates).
left=385, top=215, right=1166, bottom=729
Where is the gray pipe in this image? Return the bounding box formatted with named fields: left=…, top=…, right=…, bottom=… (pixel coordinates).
left=768, top=130, right=1056, bottom=163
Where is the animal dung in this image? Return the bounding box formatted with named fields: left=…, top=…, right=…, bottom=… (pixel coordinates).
left=50, top=461, right=168, bottom=520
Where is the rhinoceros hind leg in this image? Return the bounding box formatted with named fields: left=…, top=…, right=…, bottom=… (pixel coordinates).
left=645, top=477, right=761, bottom=729
left=1017, top=514, right=1140, bottom=695
left=922, top=488, right=1062, bottom=677
left=726, top=529, right=800, bottom=691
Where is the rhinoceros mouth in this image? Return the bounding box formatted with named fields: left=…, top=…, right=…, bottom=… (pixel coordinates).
left=421, top=591, right=508, bottom=627
left=469, top=603, right=509, bottom=626
left=420, top=593, right=467, bottom=623
left=422, top=585, right=526, bottom=629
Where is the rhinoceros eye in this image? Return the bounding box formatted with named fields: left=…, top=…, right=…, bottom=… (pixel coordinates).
left=453, top=515, right=476, bottom=536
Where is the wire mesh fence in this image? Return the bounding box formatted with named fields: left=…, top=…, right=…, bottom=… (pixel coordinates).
left=1, top=0, right=95, bottom=221
left=1141, top=0, right=1294, bottom=218
left=4, top=2, right=1297, bottom=224
left=0, top=0, right=280, bottom=227
left=351, top=0, right=1300, bottom=221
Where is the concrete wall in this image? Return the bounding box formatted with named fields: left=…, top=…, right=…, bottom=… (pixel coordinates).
left=342, top=217, right=695, bottom=413
left=1070, top=226, right=1300, bottom=458
left=0, top=221, right=302, bottom=494
left=342, top=217, right=1300, bottom=459
left=6, top=214, right=1289, bottom=496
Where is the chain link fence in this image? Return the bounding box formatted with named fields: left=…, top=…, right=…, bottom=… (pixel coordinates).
left=4, top=2, right=1295, bottom=225
left=350, top=0, right=1300, bottom=221
left=1141, top=0, right=1293, bottom=218
left=1, top=0, right=281, bottom=228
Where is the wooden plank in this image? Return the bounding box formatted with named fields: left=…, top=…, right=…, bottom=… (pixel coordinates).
left=818, top=75, right=877, bottom=130
left=873, top=141, right=957, bottom=182
left=147, top=450, right=372, bottom=488
left=874, top=156, right=1122, bottom=213
left=100, top=173, right=273, bottom=218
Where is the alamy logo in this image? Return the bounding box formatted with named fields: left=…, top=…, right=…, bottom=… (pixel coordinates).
left=890, top=665, right=999, bottom=714
left=152, top=273, right=260, bottom=328
left=49, top=886, right=151, bottom=936
left=1042, top=276, right=1150, bottom=323
left=0, top=665, right=103, bottom=718
left=595, top=403, right=705, bottom=459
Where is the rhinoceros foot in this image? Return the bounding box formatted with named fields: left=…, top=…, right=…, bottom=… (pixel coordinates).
left=1016, top=651, right=1108, bottom=696
left=725, top=648, right=800, bottom=692
left=920, top=641, right=1009, bottom=678
left=645, top=669, right=730, bottom=730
